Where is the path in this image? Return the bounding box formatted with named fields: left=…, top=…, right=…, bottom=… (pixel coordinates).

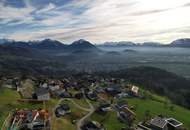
left=76, top=89, right=95, bottom=130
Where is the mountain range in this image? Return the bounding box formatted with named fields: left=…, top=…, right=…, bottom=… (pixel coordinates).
left=0, top=38, right=189, bottom=61
left=99, top=38, right=190, bottom=47
left=3, top=39, right=97, bottom=51
left=0, top=38, right=190, bottom=49
left=170, top=38, right=190, bottom=47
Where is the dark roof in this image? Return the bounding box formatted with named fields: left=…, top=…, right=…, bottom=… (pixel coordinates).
left=60, top=104, right=70, bottom=111
left=105, top=86, right=121, bottom=94
left=100, top=103, right=110, bottom=108
left=150, top=117, right=167, bottom=128
left=59, top=91, right=72, bottom=98
left=81, top=121, right=102, bottom=130
left=35, top=88, right=49, bottom=96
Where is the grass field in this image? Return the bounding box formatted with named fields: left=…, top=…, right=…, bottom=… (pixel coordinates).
left=127, top=98, right=190, bottom=129
left=72, top=98, right=91, bottom=109
left=90, top=90, right=190, bottom=130
left=90, top=111, right=127, bottom=130
left=61, top=99, right=88, bottom=122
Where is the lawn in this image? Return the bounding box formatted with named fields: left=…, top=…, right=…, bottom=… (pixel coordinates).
left=61, top=99, right=88, bottom=120
left=90, top=111, right=126, bottom=130
left=126, top=98, right=190, bottom=129
left=93, top=89, right=190, bottom=130
left=72, top=98, right=91, bottom=109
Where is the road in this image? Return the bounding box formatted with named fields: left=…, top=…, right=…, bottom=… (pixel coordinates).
left=50, top=88, right=95, bottom=130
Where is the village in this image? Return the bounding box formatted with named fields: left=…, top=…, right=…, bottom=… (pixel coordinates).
left=0, top=75, right=187, bottom=130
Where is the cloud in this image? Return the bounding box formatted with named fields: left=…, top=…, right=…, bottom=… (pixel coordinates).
left=130, top=9, right=170, bottom=16
left=1, top=0, right=190, bottom=44
left=0, top=0, right=35, bottom=25
left=183, top=2, right=190, bottom=7
left=35, top=3, right=56, bottom=14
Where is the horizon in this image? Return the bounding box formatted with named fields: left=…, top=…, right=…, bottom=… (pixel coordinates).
left=0, top=0, right=190, bottom=44
left=1, top=37, right=190, bottom=45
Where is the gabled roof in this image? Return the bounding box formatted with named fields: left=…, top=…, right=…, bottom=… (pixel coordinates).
left=150, top=117, right=167, bottom=128
left=35, top=88, right=49, bottom=96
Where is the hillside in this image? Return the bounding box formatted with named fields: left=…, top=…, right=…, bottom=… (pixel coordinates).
left=98, top=66, right=190, bottom=109
left=0, top=45, right=46, bottom=58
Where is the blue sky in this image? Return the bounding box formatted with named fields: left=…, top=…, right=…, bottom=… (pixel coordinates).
left=0, top=0, right=190, bottom=44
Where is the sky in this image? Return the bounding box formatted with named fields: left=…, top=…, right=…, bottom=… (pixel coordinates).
left=0, top=0, right=190, bottom=44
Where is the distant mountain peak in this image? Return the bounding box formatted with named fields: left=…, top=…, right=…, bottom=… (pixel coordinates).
left=0, top=38, right=14, bottom=44
left=71, top=39, right=91, bottom=45
left=170, top=38, right=190, bottom=47
left=69, top=39, right=99, bottom=51
left=77, top=39, right=87, bottom=43
left=41, top=38, right=59, bottom=43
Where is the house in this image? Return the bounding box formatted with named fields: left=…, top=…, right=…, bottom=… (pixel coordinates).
left=53, top=89, right=66, bottom=97
left=35, top=88, right=50, bottom=101
left=81, top=121, right=104, bottom=130
left=9, top=109, right=49, bottom=130
left=130, top=85, right=139, bottom=96
left=49, top=85, right=60, bottom=91
left=116, top=102, right=128, bottom=109
left=40, top=83, right=48, bottom=89
left=86, top=91, right=98, bottom=101
left=118, top=106, right=136, bottom=125
left=116, top=92, right=129, bottom=99
left=59, top=91, right=72, bottom=98
left=95, top=87, right=105, bottom=93
left=150, top=116, right=168, bottom=130
left=74, top=92, right=84, bottom=99
left=137, top=116, right=184, bottom=130
left=150, top=117, right=183, bottom=130
left=96, top=103, right=111, bottom=114
left=2, top=78, right=18, bottom=89
left=55, top=104, right=71, bottom=117
left=105, top=86, right=121, bottom=96
left=166, top=118, right=183, bottom=130
left=136, top=122, right=152, bottom=130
